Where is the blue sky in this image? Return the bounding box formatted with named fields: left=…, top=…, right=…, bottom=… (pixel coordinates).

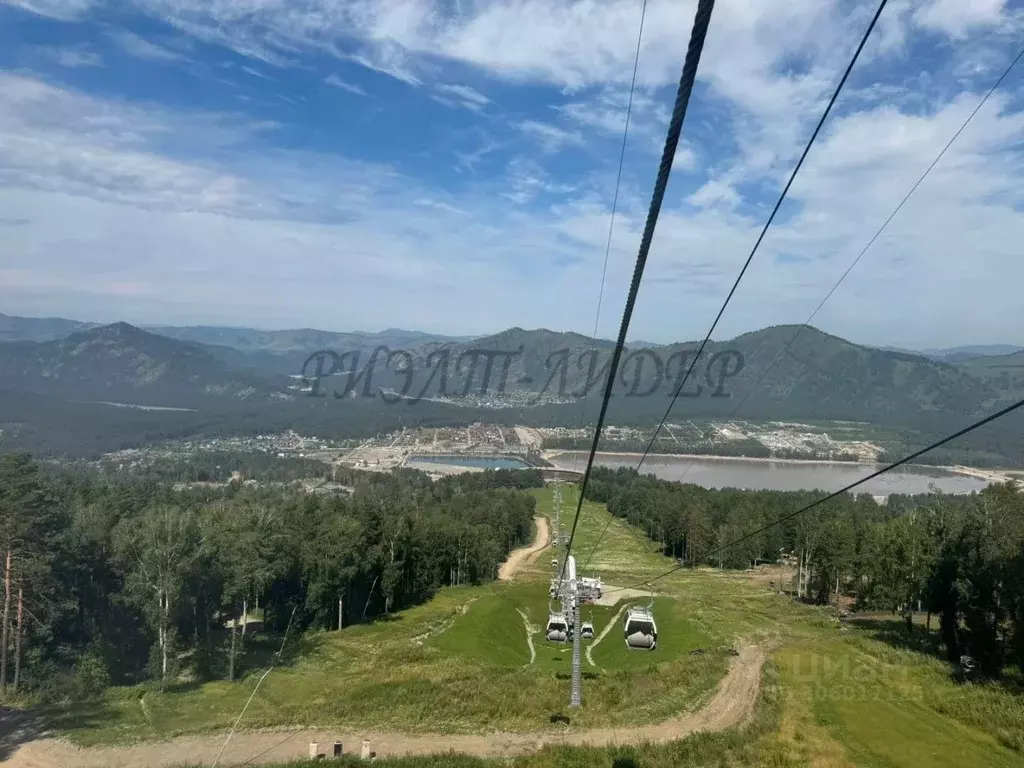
left=1, top=0, right=1023, bottom=347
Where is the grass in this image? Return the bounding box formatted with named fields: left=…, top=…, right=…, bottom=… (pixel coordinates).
left=41, top=486, right=1024, bottom=768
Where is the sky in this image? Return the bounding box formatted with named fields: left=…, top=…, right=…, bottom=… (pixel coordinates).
left=1, top=0, right=1023, bottom=349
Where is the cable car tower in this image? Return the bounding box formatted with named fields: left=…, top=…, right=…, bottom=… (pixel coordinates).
left=546, top=482, right=604, bottom=708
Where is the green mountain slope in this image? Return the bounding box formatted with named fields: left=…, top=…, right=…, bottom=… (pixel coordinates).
left=0, top=323, right=286, bottom=405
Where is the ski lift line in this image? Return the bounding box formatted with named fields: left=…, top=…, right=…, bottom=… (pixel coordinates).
left=629, top=0, right=890, bottom=476
left=577, top=0, right=890, bottom=575
left=557, top=0, right=718, bottom=595
left=603, top=395, right=1024, bottom=595
left=212, top=604, right=298, bottom=768
left=573, top=0, right=649, bottom=480
left=669, top=40, right=1024, bottom=489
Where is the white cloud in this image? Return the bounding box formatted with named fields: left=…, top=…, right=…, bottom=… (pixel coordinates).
left=435, top=82, right=490, bottom=111
left=437, top=83, right=489, bottom=105
left=325, top=73, right=368, bottom=96
left=240, top=64, right=273, bottom=80
left=1, top=0, right=91, bottom=20
left=688, top=179, right=739, bottom=208
left=5, top=4, right=1024, bottom=347
left=518, top=119, right=582, bottom=151
left=413, top=197, right=467, bottom=215
left=348, top=48, right=423, bottom=86
left=913, top=0, right=1011, bottom=38
left=111, top=30, right=184, bottom=62
left=39, top=45, right=103, bottom=68
left=0, top=74, right=282, bottom=216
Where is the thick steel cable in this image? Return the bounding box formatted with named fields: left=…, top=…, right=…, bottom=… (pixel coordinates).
left=572, top=0, right=648, bottom=478
left=670, top=40, right=1024, bottom=487
left=557, top=0, right=717, bottom=592
left=631, top=0, right=889, bottom=471
left=603, top=395, right=1024, bottom=594
left=580, top=0, right=889, bottom=573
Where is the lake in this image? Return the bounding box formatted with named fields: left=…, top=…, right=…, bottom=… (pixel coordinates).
left=547, top=451, right=989, bottom=496
left=407, top=455, right=532, bottom=470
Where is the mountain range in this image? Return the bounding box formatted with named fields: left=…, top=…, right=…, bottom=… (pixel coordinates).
left=6, top=312, right=1017, bottom=363
left=2, top=313, right=1024, bottom=462
left=0, top=314, right=1022, bottom=418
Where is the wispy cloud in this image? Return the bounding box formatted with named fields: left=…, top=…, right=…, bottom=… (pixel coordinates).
left=38, top=45, right=102, bottom=68
left=111, top=30, right=184, bottom=62
left=4, top=0, right=92, bottom=20
left=413, top=197, right=467, bottom=215
left=240, top=65, right=274, bottom=81
left=4, top=2, right=1024, bottom=348
left=348, top=48, right=421, bottom=87
left=517, top=119, right=582, bottom=152
left=434, top=82, right=490, bottom=112
left=325, top=73, right=367, bottom=96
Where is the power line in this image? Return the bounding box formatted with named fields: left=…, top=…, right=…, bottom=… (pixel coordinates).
left=573, top=0, right=648, bottom=478
left=580, top=0, right=890, bottom=572
left=557, top=0, right=717, bottom=591
left=604, top=395, right=1024, bottom=594
left=631, top=0, right=889, bottom=472
left=671, top=41, right=1024, bottom=483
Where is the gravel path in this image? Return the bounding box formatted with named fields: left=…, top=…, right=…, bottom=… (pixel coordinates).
left=498, top=516, right=550, bottom=581
left=3, top=643, right=765, bottom=767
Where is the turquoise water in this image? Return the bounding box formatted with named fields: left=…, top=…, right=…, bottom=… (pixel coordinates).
left=408, top=455, right=531, bottom=470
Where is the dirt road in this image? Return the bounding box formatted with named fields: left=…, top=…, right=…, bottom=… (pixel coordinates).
left=4, top=643, right=764, bottom=767
left=498, top=516, right=550, bottom=581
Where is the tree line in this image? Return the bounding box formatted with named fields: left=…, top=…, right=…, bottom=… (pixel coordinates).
left=584, top=466, right=1024, bottom=677
left=0, top=454, right=539, bottom=700
left=96, top=450, right=335, bottom=484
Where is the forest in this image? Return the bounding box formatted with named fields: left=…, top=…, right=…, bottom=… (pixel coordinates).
left=586, top=467, right=1024, bottom=677
left=0, top=454, right=539, bottom=699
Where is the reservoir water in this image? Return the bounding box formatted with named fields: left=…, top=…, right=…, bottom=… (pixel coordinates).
left=408, top=455, right=532, bottom=470
left=548, top=451, right=988, bottom=496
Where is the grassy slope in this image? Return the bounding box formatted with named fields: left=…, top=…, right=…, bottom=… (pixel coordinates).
left=54, top=487, right=1024, bottom=768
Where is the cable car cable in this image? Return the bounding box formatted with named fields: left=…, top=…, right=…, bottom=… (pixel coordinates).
left=556, top=0, right=717, bottom=593
left=631, top=0, right=889, bottom=475
left=578, top=0, right=890, bottom=574
left=667, top=41, right=1024, bottom=488
left=603, top=394, right=1024, bottom=594
left=572, top=0, right=648, bottom=478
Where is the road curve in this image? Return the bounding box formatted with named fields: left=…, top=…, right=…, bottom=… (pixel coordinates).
left=3, top=643, right=765, bottom=767
left=498, top=516, right=550, bottom=581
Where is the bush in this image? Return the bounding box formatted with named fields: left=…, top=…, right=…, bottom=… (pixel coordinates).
left=72, top=652, right=110, bottom=700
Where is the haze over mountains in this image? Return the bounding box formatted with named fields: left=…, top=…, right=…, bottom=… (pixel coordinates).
left=2, top=313, right=1018, bottom=363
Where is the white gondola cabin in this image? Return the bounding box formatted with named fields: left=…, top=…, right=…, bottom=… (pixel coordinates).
left=546, top=612, right=569, bottom=642
left=623, top=606, right=657, bottom=650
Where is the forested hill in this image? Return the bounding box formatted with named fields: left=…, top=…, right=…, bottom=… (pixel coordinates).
left=718, top=325, right=1003, bottom=419
left=0, top=322, right=286, bottom=404
left=2, top=319, right=1023, bottom=459
left=350, top=323, right=1018, bottom=422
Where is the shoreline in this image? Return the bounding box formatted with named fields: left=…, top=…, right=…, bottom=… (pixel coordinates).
left=543, top=449, right=1018, bottom=484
